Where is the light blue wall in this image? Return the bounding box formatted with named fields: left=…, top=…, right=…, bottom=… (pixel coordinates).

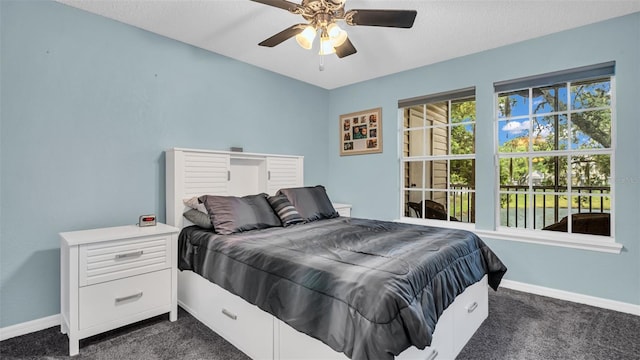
left=328, top=13, right=640, bottom=305
left=0, top=0, right=329, bottom=327
left=1, top=0, right=638, bottom=330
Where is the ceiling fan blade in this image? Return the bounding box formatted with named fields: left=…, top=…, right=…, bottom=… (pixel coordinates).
left=347, top=9, right=417, bottom=28
left=250, top=0, right=300, bottom=12
left=335, top=38, right=357, bottom=58
left=258, top=24, right=306, bottom=47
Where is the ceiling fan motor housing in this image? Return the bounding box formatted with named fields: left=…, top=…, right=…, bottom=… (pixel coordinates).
left=298, top=0, right=346, bottom=23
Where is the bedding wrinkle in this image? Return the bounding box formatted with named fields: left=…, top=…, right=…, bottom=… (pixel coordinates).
left=178, top=218, right=507, bottom=360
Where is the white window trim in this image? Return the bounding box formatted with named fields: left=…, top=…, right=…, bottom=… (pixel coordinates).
left=493, top=77, right=617, bottom=248
left=397, top=216, right=475, bottom=231
left=395, top=217, right=622, bottom=254
left=396, top=76, right=623, bottom=254
left=400, top=97, right=476, bottom=224
left=477, top=227, right=622, bottom=254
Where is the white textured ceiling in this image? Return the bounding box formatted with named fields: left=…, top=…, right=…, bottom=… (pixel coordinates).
left=56, top=0, right=640, bottom=89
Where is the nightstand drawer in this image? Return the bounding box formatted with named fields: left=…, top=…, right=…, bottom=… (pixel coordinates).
left=79, top=269, right=171, bottom=330
left=80, top=235, right=171, bottom=286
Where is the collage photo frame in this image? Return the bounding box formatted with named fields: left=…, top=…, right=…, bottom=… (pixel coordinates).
left=340, top=107, right=382, bottom=156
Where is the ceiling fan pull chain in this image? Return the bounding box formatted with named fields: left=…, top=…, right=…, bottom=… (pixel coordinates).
left=319, top=55, right=325, bottom=71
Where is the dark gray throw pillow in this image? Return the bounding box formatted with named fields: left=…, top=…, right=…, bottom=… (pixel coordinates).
left=183, top=209, right=213, bottom=230
left=267, top=195, right=305, bottom=227
left=276, top=185, right=338, bottom=222
left=199, top=193, right=282, bottom=235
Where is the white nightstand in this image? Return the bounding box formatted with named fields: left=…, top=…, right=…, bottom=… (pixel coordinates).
left=332, top=203, right=352, bottom=217
left=60, top=223, right=179, bottom=356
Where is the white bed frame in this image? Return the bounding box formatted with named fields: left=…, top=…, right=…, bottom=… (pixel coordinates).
left=166, top=148, right=488, bottom=360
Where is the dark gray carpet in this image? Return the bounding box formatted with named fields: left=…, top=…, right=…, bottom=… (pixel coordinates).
left=1, top=289, right=638, bottom=359
left=458, top=288, right=640, bottom=360
left=0, top=308, right=249, bottom=360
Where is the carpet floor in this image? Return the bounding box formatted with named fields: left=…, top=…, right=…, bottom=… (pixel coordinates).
left=457, top=288, right=639, bottom=360
left=1, top=288, right=638, bottom=359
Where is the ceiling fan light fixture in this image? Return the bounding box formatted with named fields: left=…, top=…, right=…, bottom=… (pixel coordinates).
left=295, top=25, right=316, bottom=50
left=327, top=23, right=348, bottom=47
left=319, top=35, right=336, bottom=55
left=254, top=0, right=417, bottom=59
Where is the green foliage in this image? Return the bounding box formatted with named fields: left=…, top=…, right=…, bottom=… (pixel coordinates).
left=450, top=159, right=474, bottom=185
left=451, top=100, right=476, bottom=123
left=451, top=125, right=475, bottom=155
left=500, top=192, right=610, bottom=210
left=449, top=100, right=476, bottom=186
left=498, top=80, right=611, bottom=189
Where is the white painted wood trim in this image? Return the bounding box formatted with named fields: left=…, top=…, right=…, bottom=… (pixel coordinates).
left=170, top=232, right=178, bottom=322
left=4, top=279, right=637, bottom=343
left=500, top=279, right=640, bottom=316
left=394, top=217, right=623, bottom=254
left=0, top=314, right=60, bottom=341
left=170, top=147, right=302, bottom=159
left=476, top=228, right=623, bottom=254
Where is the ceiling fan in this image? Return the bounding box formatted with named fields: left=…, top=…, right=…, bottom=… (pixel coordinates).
left=251, top=0, right=417, bottom=59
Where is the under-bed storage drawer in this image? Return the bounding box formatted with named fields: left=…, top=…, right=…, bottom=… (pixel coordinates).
left=79, top=268, right=171, bottom=330
left=391, top=300, right=455, bottom=360
left=278, top=319, right=349, bottom=360
left=452, top=276, right=489, bottom=354
left=182, top=272, right=274, bottom=359
left=79, top=235, right=171, bottom=286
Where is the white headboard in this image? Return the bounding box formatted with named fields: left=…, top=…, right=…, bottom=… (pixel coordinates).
left=165, top=148, right=304, bottom=229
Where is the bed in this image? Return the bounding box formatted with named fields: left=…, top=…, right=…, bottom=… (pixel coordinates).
left=166, top=148, right=506, bottom=360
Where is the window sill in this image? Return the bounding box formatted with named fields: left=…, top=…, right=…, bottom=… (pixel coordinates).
left=397, top=216, right=476, bottom=231
left=396, top=217, right=623, bottom=254
left=476, top=228, right=623, bottom=254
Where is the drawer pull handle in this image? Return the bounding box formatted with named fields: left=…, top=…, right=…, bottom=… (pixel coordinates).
left=466, top=301, right=478, bottom=313
left=222, top=308, right=237, bottom=320
left=115, top=292, right=143, bottom=303
left=426, top=349, right=438, bottom=360
left=115, top=250, right=143, bottom=260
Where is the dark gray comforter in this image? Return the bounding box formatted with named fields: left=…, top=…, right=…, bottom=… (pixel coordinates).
left=178, top=217, right=507, bottom=360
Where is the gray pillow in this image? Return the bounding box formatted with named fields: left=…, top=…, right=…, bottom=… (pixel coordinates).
left=276, top=185, right=338, bottom=222
left=267, top=195, right=305, bottom=227
left=183, top=209, right=213, bottom=230
left=199, top=193, right=282, bottom=235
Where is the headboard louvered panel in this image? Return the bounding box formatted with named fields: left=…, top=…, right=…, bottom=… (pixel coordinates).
left=166, top=148, right=303, bottom=229
left=267, top=157, right=303, bottom=195
left=183, top=152, right=230, bottom=198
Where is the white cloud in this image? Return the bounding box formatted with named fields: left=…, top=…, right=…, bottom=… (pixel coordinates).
left=502, top=120, right=529, bottom=134
left=534, top=126, right=551, bottom=138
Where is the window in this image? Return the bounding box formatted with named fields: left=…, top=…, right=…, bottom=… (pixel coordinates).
left=495, top=63, right=614, bottom=237
left=399, top=88, right=476, bottom=223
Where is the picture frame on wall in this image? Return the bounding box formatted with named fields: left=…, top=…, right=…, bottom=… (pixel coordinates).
left=340, top=107, right=382, bottom=156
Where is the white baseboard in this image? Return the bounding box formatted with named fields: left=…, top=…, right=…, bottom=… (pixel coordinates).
left=500, top=279, right=640, bottom=316
left=2, top=282, right=638, bottom=342
left=0, top=314, right=61, bottom=341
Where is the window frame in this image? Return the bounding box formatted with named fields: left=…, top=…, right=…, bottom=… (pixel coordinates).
left=395, top=63, right=623, bottom=254
left=492, top=75, right=619, bottom=250
left=399, top=89, right=477, bottom=227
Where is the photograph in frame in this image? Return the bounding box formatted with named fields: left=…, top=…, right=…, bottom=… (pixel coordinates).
left=339, top=107, right=382, bottom=156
